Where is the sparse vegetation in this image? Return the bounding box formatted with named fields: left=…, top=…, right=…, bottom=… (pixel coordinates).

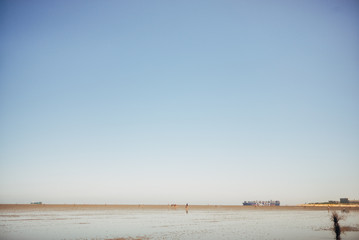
left=331, top=211, right=343, bottom=240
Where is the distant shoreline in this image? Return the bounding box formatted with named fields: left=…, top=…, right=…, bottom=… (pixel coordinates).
left=1, top=204, right=359, bottom=211
left=300, top=203, right=359, bottom=208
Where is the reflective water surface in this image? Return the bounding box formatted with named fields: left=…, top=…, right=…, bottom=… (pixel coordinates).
left=1, top=205, right=359, bottom=240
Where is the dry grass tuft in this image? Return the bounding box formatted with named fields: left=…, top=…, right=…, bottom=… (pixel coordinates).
left=331, top=211, right=344, bottom=240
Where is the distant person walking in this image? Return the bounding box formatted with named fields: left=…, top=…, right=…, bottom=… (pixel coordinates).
left=185, top=203, right=189, bottom=214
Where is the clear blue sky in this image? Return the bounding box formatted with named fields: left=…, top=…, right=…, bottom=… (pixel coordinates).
left=0, top=0, right=358, bottom=205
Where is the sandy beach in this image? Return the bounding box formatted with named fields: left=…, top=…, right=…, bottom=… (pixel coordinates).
left=1, top=204, right=359, bottom=240
left=1, top=204, right=359, bottom=211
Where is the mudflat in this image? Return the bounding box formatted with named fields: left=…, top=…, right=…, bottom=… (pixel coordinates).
left=1, top=204, right=358, bottom=211
left=1, top=204, right=359, bottom=240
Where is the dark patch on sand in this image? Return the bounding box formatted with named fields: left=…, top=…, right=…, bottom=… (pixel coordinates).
left=318, top=226, right=359, bottom=232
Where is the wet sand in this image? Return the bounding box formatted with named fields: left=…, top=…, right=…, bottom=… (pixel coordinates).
left=105, top=238, right=148, bottom=240
left=1, top=204, right=359, bottom=240
left=1, top=204, right=359, bottom=211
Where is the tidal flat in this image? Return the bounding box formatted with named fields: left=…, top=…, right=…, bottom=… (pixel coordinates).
left=0, top=204, right=358, bottom=240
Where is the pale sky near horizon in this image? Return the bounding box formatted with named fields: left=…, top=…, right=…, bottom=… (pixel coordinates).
left=0, top=0, right=358, bottom=205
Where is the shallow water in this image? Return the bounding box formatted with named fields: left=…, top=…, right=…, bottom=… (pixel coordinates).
left=1, top=207, right=359, bottom=240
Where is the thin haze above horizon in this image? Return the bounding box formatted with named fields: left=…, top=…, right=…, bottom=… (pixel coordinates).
left=0, top=0, right=358, bottom=205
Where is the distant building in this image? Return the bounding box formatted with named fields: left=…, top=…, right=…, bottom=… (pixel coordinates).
left=30, top=202, right=42, bottom=204
left=310, top=198, right=359, bottom=205
left=338, top=198, right=359, bottom=204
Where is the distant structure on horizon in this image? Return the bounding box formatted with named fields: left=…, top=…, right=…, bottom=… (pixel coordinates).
left=311, top=198, right=359, bottom=205
left=243, top=200, right=280, bottom=206
left=339, top=198, right=359, bottom=204
left=30, top=202, right=42, bottom=205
